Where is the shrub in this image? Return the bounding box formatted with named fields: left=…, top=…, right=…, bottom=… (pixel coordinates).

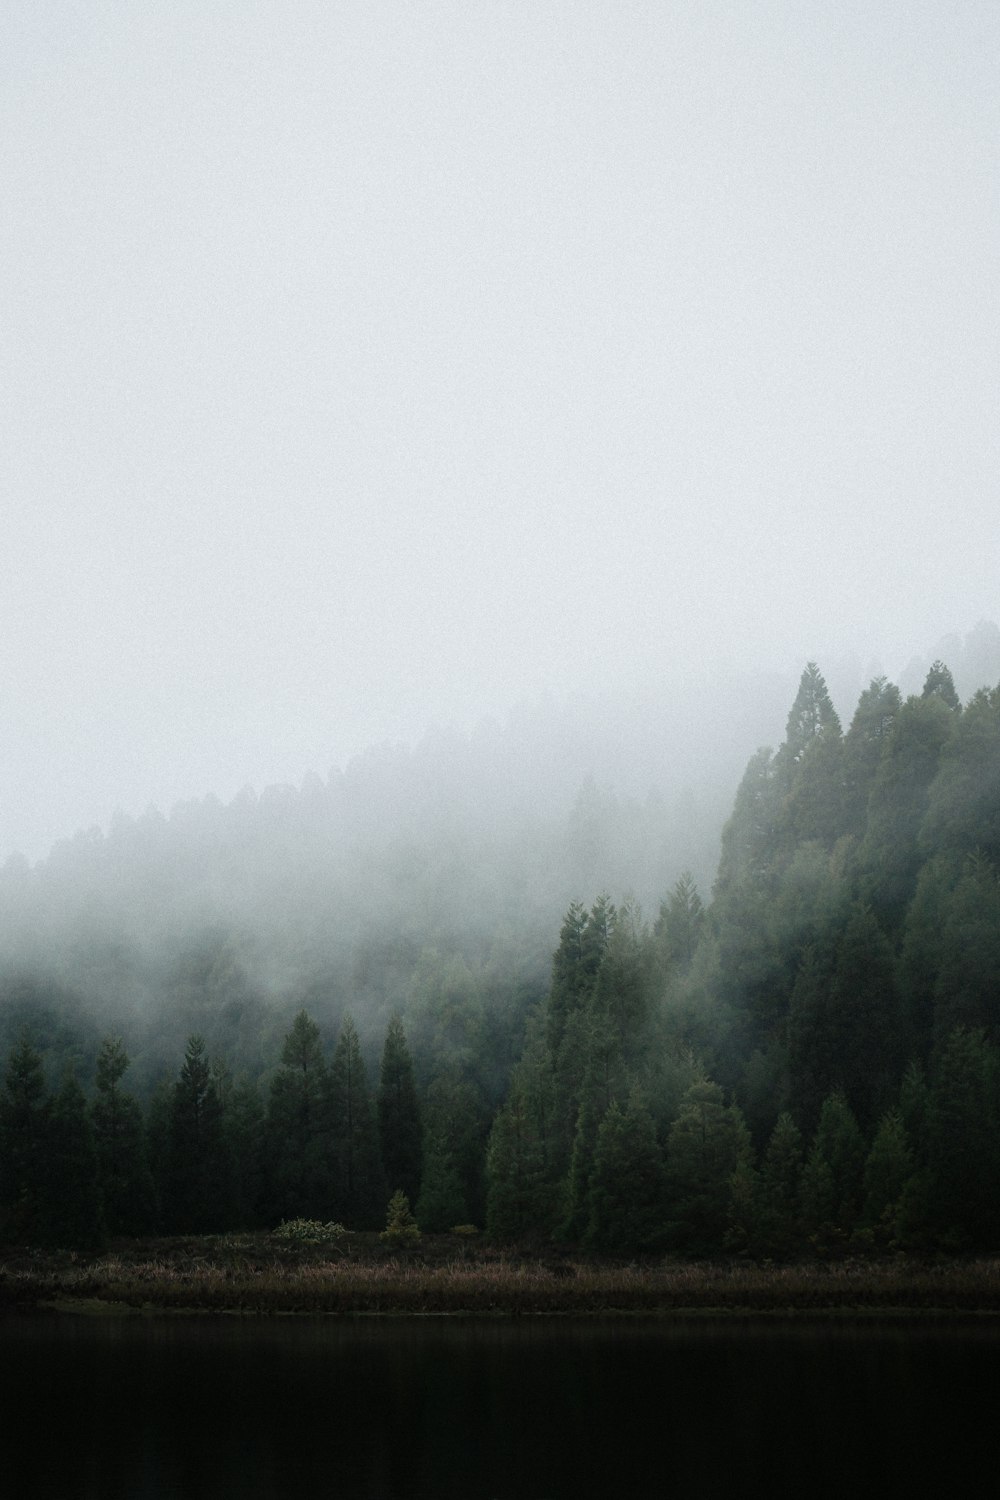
left=271, top=1218, right=347, bottom=1245
left=380, top=1191, right=421, bottom=1247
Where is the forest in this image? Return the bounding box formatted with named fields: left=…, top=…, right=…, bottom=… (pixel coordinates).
left=2, top=649, right=1000, bottom=1260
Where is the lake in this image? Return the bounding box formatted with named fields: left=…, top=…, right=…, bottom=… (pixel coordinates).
left=3, top=1313, right=997, bottom=1497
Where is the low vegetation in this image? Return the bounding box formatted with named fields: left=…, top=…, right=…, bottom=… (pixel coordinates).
left=3, top=1235, right=1000, bottom=1318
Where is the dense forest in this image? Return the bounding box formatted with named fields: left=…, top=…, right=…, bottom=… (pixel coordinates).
left=2, top=641, right=1000, bottom=1257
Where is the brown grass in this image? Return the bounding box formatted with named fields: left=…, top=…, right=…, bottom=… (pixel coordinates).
left=3, top=1235, right=1000, bottom=1317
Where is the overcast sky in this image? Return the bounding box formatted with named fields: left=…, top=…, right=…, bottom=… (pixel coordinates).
left=2, top=1, right=997, bottom=862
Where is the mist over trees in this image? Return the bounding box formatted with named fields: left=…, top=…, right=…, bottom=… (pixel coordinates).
left=2, top=624, right=1000, bottom=1255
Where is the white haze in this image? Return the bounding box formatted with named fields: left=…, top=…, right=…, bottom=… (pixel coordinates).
left=2, top=1, right=997, bottom=865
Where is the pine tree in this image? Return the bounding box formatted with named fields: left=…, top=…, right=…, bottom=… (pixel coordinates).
left=377, top=1014, right=422, bottom=1203
left=841, top=676, right=901, bottom=837
left=92, top=1036, right=154, bottom=1237
left=800, top=1091, right=865, bottom=1250
left=775, top=662, right=845, bottom=848
left=164, top=1034, right=234, bottom=1233
left=265, top=1010, right=332, bottom=1222
left=416, top=1128, right=468, bottom=1231
left=654, top=873, right=705, bottom=973
left=925, top=1028, right=1000, bottom=1249
left=0, top=1035, right=49, bottom=1243
left=756, top=1112, right=804, bottom=1258
left=328, top=1014, right=384, bottom=1228
left=857, top=693, right=954, bottom=926
left=921, top=683, right=1000, bottom=865
left=225, top=1074, right=265, bottom=1228
left=664, top=1080, right=754, bottom=1256
left=921, top=660, right=961, bottom=711
left=44, top=1070, right=104, bottom=1249
left=485, top=1080, right=548, bottom=1241
left=585, top=1090, right=667, bottom=1255
left=859, top=1109, right=913, bottom=1244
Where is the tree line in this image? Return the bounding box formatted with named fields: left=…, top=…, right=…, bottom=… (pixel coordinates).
left=2, top=656, right=999, bottom=1256
left=0, top=1013, right=428, bottom=1249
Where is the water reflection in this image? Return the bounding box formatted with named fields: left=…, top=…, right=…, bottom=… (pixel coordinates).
left=4, top=1314, right=997, bottom=1498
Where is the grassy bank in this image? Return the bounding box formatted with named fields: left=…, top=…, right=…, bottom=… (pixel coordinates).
left=3, top=1233, right=1000, bottom=1317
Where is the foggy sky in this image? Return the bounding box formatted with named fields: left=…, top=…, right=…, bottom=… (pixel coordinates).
left=3, top=2, right=997, bottom=863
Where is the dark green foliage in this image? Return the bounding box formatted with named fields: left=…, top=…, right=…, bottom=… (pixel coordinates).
left=92, top=1036, right=155, bottom=1236
left=756, top=1112, right=804, bottom=1257
left=163, top=1035, right=234, bottom=1233
left=224, top=1074, right=266, bottom=1228
left=586, top=1091, right=668, bottom=1255
left=328, top=1014, right=384, bottom=1228
left=714, top=747, right=779, bottom=900
left=4, top=648, right=1000, bottom=1259
left=664, top=1080, right=753, bottom=1255
left=416, top=1127, right=468, bottom=1231
left=841, top=676, right=901, bottom=837
left=485, top=1080, right=549, bottom=1240
left=788, top=905, right=899, bottom=1129
left=381, top=1189, right=421, bottom=1246
left=774, top=663, right=844, bottom=849
left=860, top=1110, right=913, bottom=1243
left=547, top=898, right=614, bottom=1053
left=922, top=684, right=1000, bottom=865
left=265, top=1010, right=333, bottom=1222
left=921, top=660, right=961, bottom=711
left=800, top=1091, right=865, bottom=1249
left=654, top=872, right=705, bottom=973
left=44, top=1070, right=104, bottom=1249
left=0, top=1036, right=49, bottom=1243
left=930, top=855, right=1000, bottom=1041
left=925, top=1028, right=1000, bottom=1249
left=857, top=692, right=954, bottom=926
left=377, top=1014, right=422, bottom=1203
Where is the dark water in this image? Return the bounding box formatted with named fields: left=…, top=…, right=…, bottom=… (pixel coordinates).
left=3, top=1313, right=997, bottom=1498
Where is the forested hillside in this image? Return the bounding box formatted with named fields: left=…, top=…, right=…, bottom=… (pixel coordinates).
left=2, top=650, right=999, bottom=1256
left=485, top=659, right=1000, bottom=1255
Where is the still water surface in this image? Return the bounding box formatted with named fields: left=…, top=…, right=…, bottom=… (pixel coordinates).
left=3, top=1313, right=997, bottom=1497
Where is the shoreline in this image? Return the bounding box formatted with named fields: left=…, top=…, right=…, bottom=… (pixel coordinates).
left=4, top=1233, right=1000, bottom=1319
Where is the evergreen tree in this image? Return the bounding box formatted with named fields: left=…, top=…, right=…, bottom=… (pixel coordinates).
left=328, top=1014, right=384, bottom=1228
left=713, top=747, right=779, bottom=899
left=859, top=1109, right=913, bottom=1244
left=921, top=683, right=1000, bottom=866
left=775, top=662, right=844, bottom=849
left=224, top=1074, right=265, bottom=1228
left=485, top=1079, right=548, bottom=1241
left=788, top=906, right=899, bottom=1129
left=546, top=902, right=590, bottom=1053
left=265, top=1010, right=332, bottom=1222
left=841, top=676, right=901, bottom=837
left=664, top=1079, right=754, bottom=1255
left=925, top=1028, right=1000, bottom=1248
left=44, top=1070, right=104, bottom=1249
left=416, top=1127, right=468, bottom=1231
left=585, top=1090, right=667, bottom=1255
left=654, top=873, right=705, bottom=973
left=92, top=1036, right=154, bottom=1237
left=756, top=1112, right=804, bottom=1258
left=420, top=1069, right=490, bottom=1227
left=560, top=1003, right=625, bottom=1238
left=0, top=1035, right=49, bottom=1243
left=164, top=1034, right=234, bottom=1233
left=857, top=693, right=954, bottom=926
left=377, top=1014, right=422, bottom=1203
left=921, top=660, right=961, bottom=711
left=930, top=855, right=1000, bottom=1042
left=592, top=899, right=654, bottom=1057
left=800, top=1091, right=865, bottom=1249
left=545, top=895, right=617, bottom=1060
